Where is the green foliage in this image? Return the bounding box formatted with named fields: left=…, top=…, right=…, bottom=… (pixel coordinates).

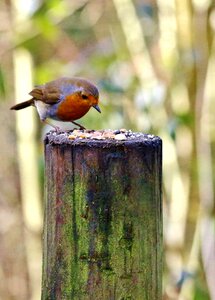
left=0, top=67, right=6, bottom=99
left=194, top=280, right=210, bottom=300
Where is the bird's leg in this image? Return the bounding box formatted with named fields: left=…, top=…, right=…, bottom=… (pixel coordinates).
left=71, top=120, right=86, bottom=130
left=42, top=120, right=61, bottom=132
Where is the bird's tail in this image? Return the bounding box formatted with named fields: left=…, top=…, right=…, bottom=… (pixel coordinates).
left=10, top=99, right=34, bottom=110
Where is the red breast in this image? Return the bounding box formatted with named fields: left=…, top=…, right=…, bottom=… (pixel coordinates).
left=55, top=84, right=100, bottom=121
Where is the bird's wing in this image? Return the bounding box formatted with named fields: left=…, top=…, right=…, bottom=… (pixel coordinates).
left=29, top=85, right=61, bottom=104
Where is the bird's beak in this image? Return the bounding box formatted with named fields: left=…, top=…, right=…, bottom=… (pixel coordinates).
left=93, top=104, right=101, bottom=113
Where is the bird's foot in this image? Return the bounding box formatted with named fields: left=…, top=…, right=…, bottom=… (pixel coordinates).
left=43, top=120, right=62, bottom=132
left=71, top=121, right=86, bottom=130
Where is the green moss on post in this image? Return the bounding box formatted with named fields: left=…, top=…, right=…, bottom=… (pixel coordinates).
left=42, top=131, right=162, bottom=300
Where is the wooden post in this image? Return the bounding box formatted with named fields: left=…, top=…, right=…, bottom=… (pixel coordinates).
left=42, top=130, right=162, bottom=300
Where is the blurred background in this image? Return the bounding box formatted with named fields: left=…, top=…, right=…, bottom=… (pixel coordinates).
left=0, top=0, right=215, bottom=299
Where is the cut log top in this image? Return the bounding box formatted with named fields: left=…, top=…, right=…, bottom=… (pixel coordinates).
left=44, top=129, right=162, bottom=147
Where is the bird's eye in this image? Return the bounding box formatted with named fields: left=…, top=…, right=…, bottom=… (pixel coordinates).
left=81, top=94, right=88, bottom=100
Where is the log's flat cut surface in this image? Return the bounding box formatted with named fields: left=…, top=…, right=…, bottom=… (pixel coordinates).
left=42, top=129, right=162, bottom=300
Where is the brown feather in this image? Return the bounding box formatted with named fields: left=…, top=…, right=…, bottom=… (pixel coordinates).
left=10, top=99, right=34, bottom=110
left=29, top=86, right=61, bottom=104
left=29, top=88, right=43, bottom=100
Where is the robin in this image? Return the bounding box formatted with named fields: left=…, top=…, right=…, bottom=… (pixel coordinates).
left=10, top=77, right=101, bottom=130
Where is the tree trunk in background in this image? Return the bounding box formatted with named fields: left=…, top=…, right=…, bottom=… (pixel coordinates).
left=0, top=70, right=30, bottom=299
left=0, top=2, right=30, bottom=299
